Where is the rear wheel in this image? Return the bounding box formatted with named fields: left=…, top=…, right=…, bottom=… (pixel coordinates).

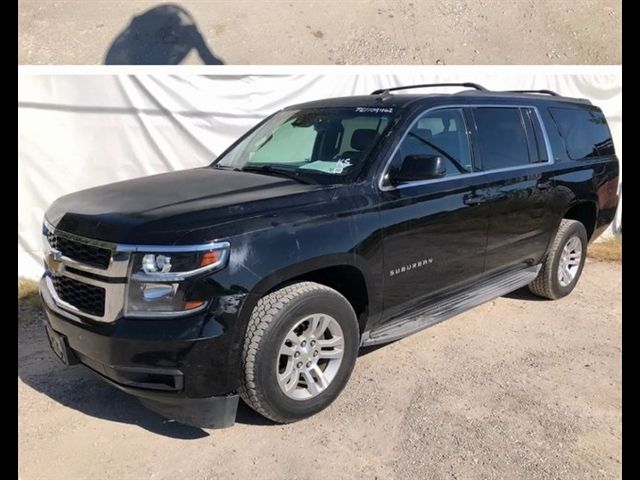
left=529, top=219, right=588, bottom=299
left=239, top=282, right=359, bottom=423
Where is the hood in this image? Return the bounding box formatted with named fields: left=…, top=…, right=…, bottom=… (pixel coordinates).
left=45, top=167, right=330, bottom=244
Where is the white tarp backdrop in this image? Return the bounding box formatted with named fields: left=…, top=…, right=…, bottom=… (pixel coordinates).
left=18, top=71, right=622, bottom=279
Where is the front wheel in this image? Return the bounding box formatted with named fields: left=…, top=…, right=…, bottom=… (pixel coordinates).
left=529, top=219, right=588, bottom=299
left=239, top=282, right=360, bottom=423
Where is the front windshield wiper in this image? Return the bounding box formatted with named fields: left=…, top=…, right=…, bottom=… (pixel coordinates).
left=240, top=165, right=316, bottom=184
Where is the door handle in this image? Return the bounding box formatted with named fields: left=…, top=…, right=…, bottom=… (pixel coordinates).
left=537, top=181, right=553, bottom=191
left=463, top=194, right=487, bottom=205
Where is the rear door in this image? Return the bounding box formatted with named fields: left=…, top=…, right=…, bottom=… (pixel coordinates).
left=378, top=107, right=490, bottom=324
left=468, top=106, right=558, bottom=274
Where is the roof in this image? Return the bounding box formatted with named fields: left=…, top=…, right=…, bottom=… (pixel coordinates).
left=287, top=94, right=427, bottom=110
left=287, top=85, right=592, bottom=112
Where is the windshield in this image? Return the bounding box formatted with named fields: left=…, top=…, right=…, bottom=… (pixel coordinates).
left=213, top=108, right=395, bottom=184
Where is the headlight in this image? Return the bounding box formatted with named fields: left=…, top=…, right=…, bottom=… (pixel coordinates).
left=125, top=242, right=230, bottom=317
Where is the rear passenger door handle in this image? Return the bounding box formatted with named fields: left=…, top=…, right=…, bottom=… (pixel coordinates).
left=463, top=194, right=487, bottom=206
left=537, top=181, right=553, bottom=191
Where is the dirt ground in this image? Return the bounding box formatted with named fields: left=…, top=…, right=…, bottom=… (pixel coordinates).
left=18, top=0, right=621, bottom=65
left=18, top=260, right=621, bottom=480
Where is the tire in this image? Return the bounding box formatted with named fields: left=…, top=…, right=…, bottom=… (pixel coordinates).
left=528, top=219, right=588, bottom=300
left=238, top=281, right=360, bottom=423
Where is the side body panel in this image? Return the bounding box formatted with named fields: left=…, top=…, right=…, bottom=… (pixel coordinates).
left=536, top=104, right=620, bottom=241
left=475, top=166, right=560, bottom=274
left=191, top=183, right=385, bottom=393
left=375, top=179, right=489, bottom=328
left=368, top=98, right=619, bottom=334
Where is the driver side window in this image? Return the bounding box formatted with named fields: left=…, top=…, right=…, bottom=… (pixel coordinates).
left=393, top=108, right=473, bottom=178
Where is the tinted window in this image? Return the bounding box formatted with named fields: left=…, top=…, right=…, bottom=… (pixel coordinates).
left=549, top=107, right=614, bottom=159
left=393, top=108, right=472, bottom=178
left=473, top=107, right=530, bottom=170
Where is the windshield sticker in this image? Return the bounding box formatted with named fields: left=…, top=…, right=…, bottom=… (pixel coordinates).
left=332, top=158, right=352, bottom=174
left=355, top=107, right=393, bottom=114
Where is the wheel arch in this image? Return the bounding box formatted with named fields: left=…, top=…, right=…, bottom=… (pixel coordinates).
left=563, top=200, right=598, bottom=241
left=241, top=255, right=375, bottom=336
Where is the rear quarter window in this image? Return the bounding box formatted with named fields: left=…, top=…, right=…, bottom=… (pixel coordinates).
left=548, top=107, right=615, bottom=160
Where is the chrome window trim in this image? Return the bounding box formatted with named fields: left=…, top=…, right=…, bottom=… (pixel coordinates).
left=378, top=104, right=554, bottom=192
left=42, top=220, right=230, bottom=323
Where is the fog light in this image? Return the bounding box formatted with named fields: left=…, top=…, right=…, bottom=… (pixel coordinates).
left=141, top=282, right=178, bottom=301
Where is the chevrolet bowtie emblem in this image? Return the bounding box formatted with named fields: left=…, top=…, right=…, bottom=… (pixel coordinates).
left=47, top=249, right=65, bottom=274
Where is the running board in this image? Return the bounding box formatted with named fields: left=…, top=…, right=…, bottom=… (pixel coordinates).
left=361, top=265, right=541, bottom=347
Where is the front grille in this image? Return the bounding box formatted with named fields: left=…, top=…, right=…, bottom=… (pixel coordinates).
left=47, top=232, right=111, bottom=269
left=51, top=276, right=106, bottom=317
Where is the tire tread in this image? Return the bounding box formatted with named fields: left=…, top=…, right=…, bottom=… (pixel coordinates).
left=238, top=281, right=345, bottom=423
left=529, top=219, right=585, bottom=299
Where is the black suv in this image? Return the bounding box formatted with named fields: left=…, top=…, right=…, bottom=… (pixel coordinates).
left=39, top=83, right=620, bottom=428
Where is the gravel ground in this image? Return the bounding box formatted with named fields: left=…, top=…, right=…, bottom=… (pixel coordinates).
left=18, top=0, right=621, bottom=65
left=18, top=260, right=621, bottom=480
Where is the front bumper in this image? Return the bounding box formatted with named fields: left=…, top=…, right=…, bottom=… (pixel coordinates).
left=39, top=276, right=243, bottom=427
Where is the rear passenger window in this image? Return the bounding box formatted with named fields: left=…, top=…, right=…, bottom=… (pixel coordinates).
left=548, top=107, right=614, bottom=159
left=472, top=107, right=530, bottom=170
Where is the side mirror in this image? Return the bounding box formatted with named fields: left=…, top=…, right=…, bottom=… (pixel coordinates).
left=389, top=155, right=446, bottom=183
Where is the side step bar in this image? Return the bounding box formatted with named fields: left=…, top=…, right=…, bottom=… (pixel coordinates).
left=360, top=265, right=541, bottom=347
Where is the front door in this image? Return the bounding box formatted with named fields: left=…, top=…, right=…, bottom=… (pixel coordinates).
left=378, top=107, right=489, bottom=325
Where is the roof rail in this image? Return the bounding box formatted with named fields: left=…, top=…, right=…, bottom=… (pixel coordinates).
left=506, top=89, right=560, bottom=96
left=371, top=82, right=487, bottom=95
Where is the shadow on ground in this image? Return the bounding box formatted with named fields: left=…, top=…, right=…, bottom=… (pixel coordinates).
left=104, top=3, right=223, bottom=65
left=503, top=287, right=548, bottom=302
left=18, top=313, right=271, bottom=439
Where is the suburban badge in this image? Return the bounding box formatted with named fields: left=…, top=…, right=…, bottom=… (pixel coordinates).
left=389, top=258, right=433, bottom=277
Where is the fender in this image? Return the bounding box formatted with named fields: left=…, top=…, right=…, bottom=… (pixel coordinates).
left=246, top=253, right=375, bottom=301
